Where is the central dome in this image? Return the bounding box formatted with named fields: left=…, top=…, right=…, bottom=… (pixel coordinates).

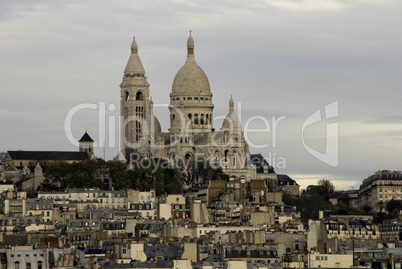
left=171, top=34, right=211, bottom=94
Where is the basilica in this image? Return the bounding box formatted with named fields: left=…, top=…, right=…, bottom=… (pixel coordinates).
left=120, top=34, right=254, bottom=180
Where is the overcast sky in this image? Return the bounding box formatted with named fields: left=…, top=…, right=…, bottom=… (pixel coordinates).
left=1, top=0, right=401, bottom=190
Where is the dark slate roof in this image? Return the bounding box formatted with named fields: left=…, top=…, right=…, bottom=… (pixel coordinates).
left=102, top=221, right=126, bottom=230
left=8, top=151, right=90, bottom=161
left=79, top=132, right=94, bottom=142
left=250, top=154, right=275, bottom=174
left=101, top=261, right=135, bottom=268
left=137, top=260, right=172, bottom=268
left=277, top=174, right=298, bottom=186
left=4, top=234, right=27, bottom=246
left=144, top=245, right=182, bottom=259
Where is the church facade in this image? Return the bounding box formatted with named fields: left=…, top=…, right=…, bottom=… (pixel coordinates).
left=120, top=34, right=255, bottom=180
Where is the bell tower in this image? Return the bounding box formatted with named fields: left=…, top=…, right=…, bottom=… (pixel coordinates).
left=79, top=131, right=94, bottom=155
left=120, top=37, right=153, bottom=158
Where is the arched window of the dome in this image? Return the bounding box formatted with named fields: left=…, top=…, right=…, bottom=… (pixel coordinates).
left=194, top=114, right=199, bottom=124
left=188, top=114, right=192, bottom=121
left=136, top=91, right=143, bottom=101
left=125, top=91, right=130, bottom=101
left=206, top=114, right=209, bottom=124
left=200, top=114, right=204, bottom=124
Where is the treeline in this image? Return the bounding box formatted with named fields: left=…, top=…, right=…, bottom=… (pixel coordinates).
left=284, top=179, right=348, bottom=221
left=44, top=160, right=103, bottom=190
left=43, top=158, right=228, bottom=195
left=108, top=159, right=182, bottom=195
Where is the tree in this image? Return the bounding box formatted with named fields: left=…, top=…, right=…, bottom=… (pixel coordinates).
left=318, top=179, right=335, bottom=197
left=44, top=160, right=102, bottom=189
left=44, top=161, right=71, bottom=185
left=391, top=208, right=400, bottom=220
left=361, top=204, right=372, bottom=214
left=175, top=157, right=229, bottom=187
left=108, top=160, right=130, bottom=190
left=386, top=199, right=402, bottom=213
left=373, top=211, right=388, bottom=224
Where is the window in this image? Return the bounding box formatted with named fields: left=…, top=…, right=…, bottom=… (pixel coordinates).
left=38, top=261, right=43, bottom=269
left=15, top=262, right=20, bottom=269
left=224, top=150, right=229, bottom=162
left=26, top=263, right=31, bottom=269
left=194, top=114, right=199, bottom=124
left=316, top=256, right=320, bottom=261
left=136, top=91, right=143, bottom=100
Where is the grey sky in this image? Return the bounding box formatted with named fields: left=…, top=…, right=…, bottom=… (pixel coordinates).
left=1, top=0, right=401, bottom=190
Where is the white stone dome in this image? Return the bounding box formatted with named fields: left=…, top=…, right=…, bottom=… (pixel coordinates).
left=171, top=34, right=210, bottom=94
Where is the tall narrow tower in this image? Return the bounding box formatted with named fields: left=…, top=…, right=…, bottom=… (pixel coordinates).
left=120, top=37, right=153, bottom=158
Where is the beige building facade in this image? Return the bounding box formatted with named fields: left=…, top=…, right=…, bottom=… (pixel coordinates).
left=359, top=170, right=402, bottom=211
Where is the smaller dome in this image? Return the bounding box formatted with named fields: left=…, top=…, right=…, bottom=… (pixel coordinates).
left=222, top=112, right=241, bottom=130
left=222, top=96, right=241, bottom=131
left=153, top=116, right=162, bottom=134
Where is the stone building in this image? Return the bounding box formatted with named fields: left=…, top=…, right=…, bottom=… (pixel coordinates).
left=358, top=170, right=402, bottom=211
left=120, top=34, right=254, bottom=180
left=1, top=132, right=95, bottom=192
